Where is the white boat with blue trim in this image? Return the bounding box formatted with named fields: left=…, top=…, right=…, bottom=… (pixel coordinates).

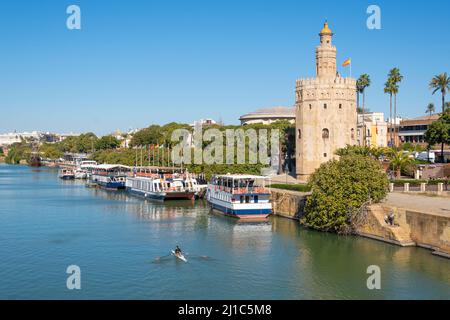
left=126, top=167, right=196, bottom=200
left=206, top=174, right=272, bottom=219
left=89, top=164, right=130, bottom=189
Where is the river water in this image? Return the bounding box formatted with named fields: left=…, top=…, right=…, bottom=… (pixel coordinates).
left=0, top=164, right=448, bottom=299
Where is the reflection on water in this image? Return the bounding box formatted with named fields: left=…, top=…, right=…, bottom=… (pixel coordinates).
left=0, top=164, right=449, bottom=299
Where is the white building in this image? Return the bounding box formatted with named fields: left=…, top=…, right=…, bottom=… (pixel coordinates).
left=0, top=131, right=41, bottom=146
left=239, top=106, right=295, bottom=125
left=357, top=112, right=388, bottom=147
left=191, top=118, right=217, bottom=127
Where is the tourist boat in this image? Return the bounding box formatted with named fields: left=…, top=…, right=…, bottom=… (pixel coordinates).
left=80, top=160, right=97, bottom=170
left=89, top=164, right=130, bottom=189
left=74, top=169, right=87, bottom=179
left=125, top=167, right=196, bottom=200
left=58, top=167, right=75, bottom=180
left=206, top=174, right=272, bottom=219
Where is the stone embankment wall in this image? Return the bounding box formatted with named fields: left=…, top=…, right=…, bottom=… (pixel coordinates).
left=356, top=204, right=450, bottom=258
left=270, top=188, right=310, bottom=220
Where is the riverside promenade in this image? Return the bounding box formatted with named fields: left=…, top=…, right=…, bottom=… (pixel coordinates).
left=386, top=193, right=450, bottom=217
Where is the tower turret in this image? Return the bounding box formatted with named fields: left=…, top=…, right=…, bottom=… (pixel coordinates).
left=316, top=21, right=337, bottom=78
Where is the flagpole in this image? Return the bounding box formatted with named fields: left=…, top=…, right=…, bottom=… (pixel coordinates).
left=350, top=59, right=352, bottom=78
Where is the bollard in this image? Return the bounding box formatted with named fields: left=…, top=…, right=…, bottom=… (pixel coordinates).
left=404, top=183, right=409, bottom=192
left=437, top=183, right=444, bottom=193
left=389, top=183, right=394, bottom=192
left=420, top=183, right=426, bottom=192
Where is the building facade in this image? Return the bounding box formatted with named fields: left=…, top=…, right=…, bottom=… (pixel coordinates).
left=295, top=22, right=357, bottom=182
left=357, top=112, right=388, bottom=147
left=239, top=106, right=295, bottom=125
left=398, top=114, right=440, bottom=145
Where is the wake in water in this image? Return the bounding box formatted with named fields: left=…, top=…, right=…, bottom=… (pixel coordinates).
left=151, top=252, right=215, bottom=264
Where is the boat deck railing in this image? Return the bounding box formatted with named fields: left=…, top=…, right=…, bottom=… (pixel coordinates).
left=212, top=186, right=269, bottom=194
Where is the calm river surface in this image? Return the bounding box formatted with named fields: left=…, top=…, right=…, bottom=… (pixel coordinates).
left=0, top=164, right=449, bottom=299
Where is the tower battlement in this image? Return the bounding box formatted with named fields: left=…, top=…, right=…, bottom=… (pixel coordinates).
left=296, top=77, right=356, bottom=87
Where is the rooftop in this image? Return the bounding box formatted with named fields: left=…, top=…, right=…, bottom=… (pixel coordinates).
left=239, top=106, right=295, bottom=120
left=401, top=114, right=441, bottom=126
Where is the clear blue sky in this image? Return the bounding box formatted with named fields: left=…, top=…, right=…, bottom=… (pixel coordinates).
left=1, top=0, right=449, bottom=135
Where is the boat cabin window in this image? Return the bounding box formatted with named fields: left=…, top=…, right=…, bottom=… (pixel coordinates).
left=245, top=196, right=250, bottom=203
left=240, top=196, right=244, bottom=203
left=254, top=196, right=258, bottom=203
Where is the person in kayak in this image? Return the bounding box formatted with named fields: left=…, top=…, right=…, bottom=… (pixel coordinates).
left=174, top=245, right=182, bottom=255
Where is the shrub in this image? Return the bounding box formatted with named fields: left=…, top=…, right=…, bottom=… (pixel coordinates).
left=269, top=184, right=311, bottom=192
left=302, top=155, right=389, bottom=234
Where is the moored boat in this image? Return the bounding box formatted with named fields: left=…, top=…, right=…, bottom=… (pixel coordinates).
left=89, top=164, right=130, bottom=189
left=74, top=169, right=88, bottom=179
left=126, top=167, right=196, bottom=200
left=58, top=167, right=75, bottom=180
left=206, top=174, right=272, bottom=219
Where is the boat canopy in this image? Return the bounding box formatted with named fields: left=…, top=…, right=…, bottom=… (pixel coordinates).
left=93, top=164, right=131, bottom=171
left=213, top=174, right=266, bottom=179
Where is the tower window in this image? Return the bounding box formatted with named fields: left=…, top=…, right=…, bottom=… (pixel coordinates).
left=298, top=129, right=301, bottom=139
left=339, top=104, right=342, bottom=109
left=351, top=128, right=355, bottom=139
left=309, top=104, right=312, bottom=110
left=322, top=128, right=329, bottom=139
left=324, top=153, right=327, bottom=157
left=324, top=103, right=327, bottom=109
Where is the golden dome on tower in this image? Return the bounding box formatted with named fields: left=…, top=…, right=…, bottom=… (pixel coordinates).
left=320, top=21, right=333, bottom=35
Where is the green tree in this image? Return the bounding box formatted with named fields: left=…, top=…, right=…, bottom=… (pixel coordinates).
left=426, top=103, right=435, bottom=116
left=384, top=79, right=396, bottom=147
left=59, top=133, right=98, bottom=153
left=424, top=111, right=450, bottom=162
left=388, top=68, right=403, bottom=147
left=130, top=125, right=165, bottom=147
left=95, top=135, right=120, bottom=150
left=356, top=74, right=371, bottom=146
left=302, top=155, right=388, bottom=234
left=387, top=150, right=413, bottom=178
left=4, top=142, right=32, bottom=164
left=429, top=72, right=450, bottom=161
left=40, top=143, right=63, bottom=159
left=430, top=72, right=450, bottom=114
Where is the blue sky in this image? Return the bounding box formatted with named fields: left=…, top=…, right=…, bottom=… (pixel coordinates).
left=0, top=0, right=449, bottom=135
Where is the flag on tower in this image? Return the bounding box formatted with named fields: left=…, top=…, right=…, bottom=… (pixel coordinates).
left=342, top=59, right=351, bottom=67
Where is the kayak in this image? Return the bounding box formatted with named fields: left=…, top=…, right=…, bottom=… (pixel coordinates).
left=171, top=250, right=187, bottom=262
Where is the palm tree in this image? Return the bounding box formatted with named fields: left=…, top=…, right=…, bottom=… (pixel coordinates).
left=384, top=79, right=396, bottom=148
left=426, top=103, right=435, bottom=116
left=388, top=68, right=403, bottom=147
left=429, top=72, right=450, bottom=162
left=388, top=150, right=413, bottom=179
left=430, top=72, right=450, bottom=113
left=357, top=74, right=371, bottom=146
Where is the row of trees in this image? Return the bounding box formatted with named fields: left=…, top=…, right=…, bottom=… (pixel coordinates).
left=4, top=134, right=121, bottom=164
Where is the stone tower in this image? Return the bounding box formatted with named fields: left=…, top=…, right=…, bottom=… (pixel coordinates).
left=295, top=22, right=357, bottom=182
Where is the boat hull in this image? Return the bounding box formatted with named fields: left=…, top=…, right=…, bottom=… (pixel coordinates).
left=96, top=181, right=126, bottom=190
left=127, top=188, right=195, bottom=201
left=209, top=202, right=271, bottom=219
left=59, top=175, right=75, bottom=180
